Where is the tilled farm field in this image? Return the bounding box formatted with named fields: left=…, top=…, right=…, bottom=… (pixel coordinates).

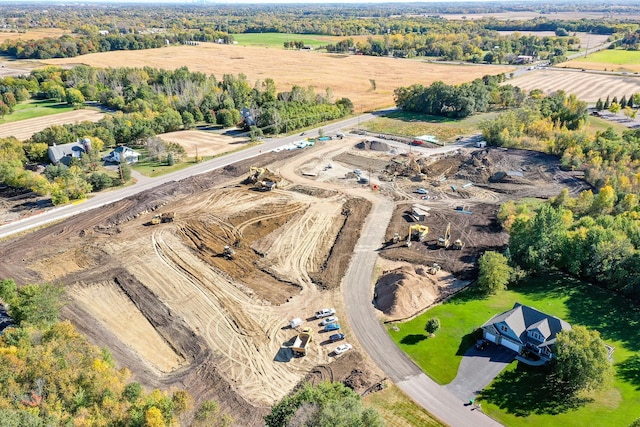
left=0, top=109, right=104, bottom=141
left=0, top=137, right=592, bottom=423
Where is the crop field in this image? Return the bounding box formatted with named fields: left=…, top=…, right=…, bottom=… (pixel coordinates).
left=509, top=69, right=640, bottom=102
left=0, top=108, right=104, bottom=141
left=43, top=43, right=513, bottom=111
left=564, top=49, right=640, bottom=73
left=158, top=129, right=250, bottom=157
left=0, top=28, right=69, bottom=42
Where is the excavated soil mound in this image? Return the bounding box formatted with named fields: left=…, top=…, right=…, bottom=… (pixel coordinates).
left=356, top=140, right=390, bottom=152
left=374, top=265, right=448, bottom=321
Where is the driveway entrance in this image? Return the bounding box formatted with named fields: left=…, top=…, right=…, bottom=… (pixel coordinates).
left=446, top=342, right=517, bottom=401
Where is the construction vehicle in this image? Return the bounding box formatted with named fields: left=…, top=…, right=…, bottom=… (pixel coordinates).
left=406, top=224, right=429, bottom=247
left=223, top=246, right=235, bottom=260
left=160, top=212, right=175, bottom=223
left=452, top=238, right=465, bottom=250
left=427, top=263, right=442, bottom=275
left=255, top=180, right=277, bottom=191
left=392, top=232, right=401, bottom=244
left=150, top=214, right=161, bottom=225
left=291, top=327, right=314, bottom=356
left=438, top=223, right=451, bottom=248
left=248, top=167, right=265, bottom=183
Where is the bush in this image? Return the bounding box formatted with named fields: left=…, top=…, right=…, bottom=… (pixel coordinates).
left=88, top=172, right=113, bottom=191
left=425, top=317, right=441, bottom=334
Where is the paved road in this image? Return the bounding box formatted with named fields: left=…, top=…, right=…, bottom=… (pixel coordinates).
left=342, top=197, right=502, bottom=426
left=0, top=111, right=390, bottom=240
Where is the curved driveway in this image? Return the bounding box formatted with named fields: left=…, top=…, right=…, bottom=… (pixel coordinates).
left=342, top=197, right=502, bottom=426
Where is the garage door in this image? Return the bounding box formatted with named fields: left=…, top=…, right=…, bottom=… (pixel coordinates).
left=500, top=338, right=521, bottom=353
left=484, top=332, right=498, bottom=343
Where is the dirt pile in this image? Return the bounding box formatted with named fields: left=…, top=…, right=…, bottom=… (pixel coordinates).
left=356, top=140, right=390, bottom=152
left=374, top=265, right=444, bottom=320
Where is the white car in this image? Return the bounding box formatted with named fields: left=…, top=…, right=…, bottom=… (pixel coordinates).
left=320, top=316, right=338, bottom=326
left=315, top=308, right=336, bottom=319
left=333, top=343, right=352, bottom=355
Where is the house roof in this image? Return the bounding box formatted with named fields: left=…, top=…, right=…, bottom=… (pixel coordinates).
left=48, top=142, right=86, bottom=164
left=482, top=303, right=571, bottom=347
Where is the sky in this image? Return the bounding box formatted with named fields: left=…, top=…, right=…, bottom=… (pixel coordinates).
left=0, top=0, right=509, bottom=3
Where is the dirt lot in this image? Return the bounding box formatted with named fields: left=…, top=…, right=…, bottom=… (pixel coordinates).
left=42, top=43, right=513, bottom=110
left=0, top=109, right=104, bottom=141
left=158, top=129, right=249, bottom=157
left=510, top=69, right=640, bottom=102
left=0, top=137, right=591, bottom=423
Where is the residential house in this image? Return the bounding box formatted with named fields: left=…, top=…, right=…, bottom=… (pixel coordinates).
left=481, top=303, right=571, bottom=360
left=103, top=146, right=140, bottom=164
left=48, top=140, right=88, bottom=166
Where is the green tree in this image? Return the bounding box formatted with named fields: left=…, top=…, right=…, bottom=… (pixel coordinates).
left=10, top=283, right=64, bottom=327
left=477, top=251, right=512, bottom=294
left=604, top=95, right=610, bottom=109
left=88, top=172, right=113, bottom=191
left=65, top=88, right=85, bottom=107
left=595, top=98, right=603, bottom=110
left=0, top=279, right=18, bottom=306
left=425, top=317, right=441, bottom=334
left=119, top=161, right=132, bottom=184
left=609, top=102, right=621, bottom=114
left=266, top=382, right=383, bottom=427
left=554, top=325, right=612, bottom=393
left=193, top=400, right=233, bottom=427
left=181, top=110, right=195, bottom=129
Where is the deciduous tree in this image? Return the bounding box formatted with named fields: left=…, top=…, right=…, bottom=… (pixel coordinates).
left=478, top=251, right=512, bottom=294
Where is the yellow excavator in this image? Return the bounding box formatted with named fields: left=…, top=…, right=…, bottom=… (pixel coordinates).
left=452, top=238, right=465, bottom=250
left=248, top=167, right=265, bottom=183
left=406, top=224, right=429, bottom=247
left=438, top=223, right=451, bottom=248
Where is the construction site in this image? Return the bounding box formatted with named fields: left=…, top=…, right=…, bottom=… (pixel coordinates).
left=0, top=133, right=591, bottom=423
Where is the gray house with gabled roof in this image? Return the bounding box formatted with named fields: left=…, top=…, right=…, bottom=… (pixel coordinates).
left=481, top=303, right=571, bottom=360
left=47, top=141, right=86, bottom=166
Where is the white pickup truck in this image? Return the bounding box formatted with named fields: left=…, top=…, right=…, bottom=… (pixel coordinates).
left=315, top=308, right=336, bottom=319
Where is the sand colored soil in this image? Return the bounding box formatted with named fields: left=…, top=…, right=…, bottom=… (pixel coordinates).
left=374, top=259, right=467, bottom=321
left=510, top=69, right=640, bottom=102
left=158, top=129, right=249, bottom=157
left=0, top=29, right=69, bottom=42
left=0, top=109, right=104, bottom=141
left=43, top=43, right=513, bottom=110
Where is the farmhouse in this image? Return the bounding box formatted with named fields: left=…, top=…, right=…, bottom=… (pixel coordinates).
left=103, top=146, right=140, bottom=164
left=481, top=303, right=571, bottom=361
left=48, top=140, right=89, bottom=166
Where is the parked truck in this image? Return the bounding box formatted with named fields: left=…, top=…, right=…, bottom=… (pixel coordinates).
left=291, top=327, right=313, bottom=356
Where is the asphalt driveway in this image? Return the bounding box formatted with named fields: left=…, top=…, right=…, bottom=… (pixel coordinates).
left=446, top=342, right=517, bottom=401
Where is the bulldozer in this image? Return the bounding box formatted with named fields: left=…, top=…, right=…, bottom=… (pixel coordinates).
left=438, top=223, right=451, bottom=249
left=160, top=212, right=175, bottom=223
left=392, top=232, right=401, bottom=244
left=255, top=180, right=277, bottom=191
left=406, top=224, right=429, bottom=247
left=427, top=263, right=441, bottom=275
left=452, top=238, right=465, bottom=250
left=223, top=245, right=235, bottom=260
left=247, top=166, right=265, bottom=183
left=150, top=214, right=161, bottom=225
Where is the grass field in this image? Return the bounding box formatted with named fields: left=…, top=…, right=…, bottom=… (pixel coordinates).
left=564, top=49, right=640, bottom=73
left=362, top=385, right=444, bottom=427
left=232, top=32, right=379, bottom=49
left=43, top=44, right=513, bottom=111
left=363, top=111, right=499, bottom=141
left=389, top=273, right=640, bottom=427
left=585, top=115, right=630, bottom=136
left=0, top=28, right=69, bottom=43
left=0, top=99, right=75, bottom=125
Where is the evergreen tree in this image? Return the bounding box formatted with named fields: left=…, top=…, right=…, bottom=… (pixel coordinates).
left=604, top=95, right=610, bottom=109
left=620, top=95, right=627, bottom=108
left=595, top=98, right=603, bottom=110
left=612, top=96, right=618, bottom=105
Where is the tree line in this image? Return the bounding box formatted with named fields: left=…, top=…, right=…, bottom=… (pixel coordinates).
left=394, top=74, right=525, bottom=118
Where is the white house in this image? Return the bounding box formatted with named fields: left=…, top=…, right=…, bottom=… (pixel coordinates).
left=103, top=146, right=140, bottom=164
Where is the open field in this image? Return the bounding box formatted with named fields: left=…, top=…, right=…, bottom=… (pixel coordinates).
left=564, top=49, right=640, bottom=73
left=0, top=108, right=104, bottom=141
left=391, top=273, right=640, bottom=427
left=363, top=384, right=444, bottom=427
left=0, top=99, right=75, bottom=125
left=438, top=11, right=640, bottom=20
left=42, top=43, right=514, bottom=110
left=496, top=31, right=609, bottom=50
left=232, top=33, right=377, bottom=49
left=510, top=69, right=640, bottom=102
left=0, top=28, right=70, bottom=42
left=158, top=129, right=249, bottom=157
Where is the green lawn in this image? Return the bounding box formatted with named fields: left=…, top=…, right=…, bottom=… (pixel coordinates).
left=585, top=115, right=630, bottom=136
left=232, top=33, right=334, bottom=49
left=362, top=385, right=444, bottom=427
left=0, top=99, right=75, bottom=124
left=573, top=49, right=640, bottom=65
left=389, top=273, right=640, bottom=426
left=362, top=111, right=499, bottom=141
